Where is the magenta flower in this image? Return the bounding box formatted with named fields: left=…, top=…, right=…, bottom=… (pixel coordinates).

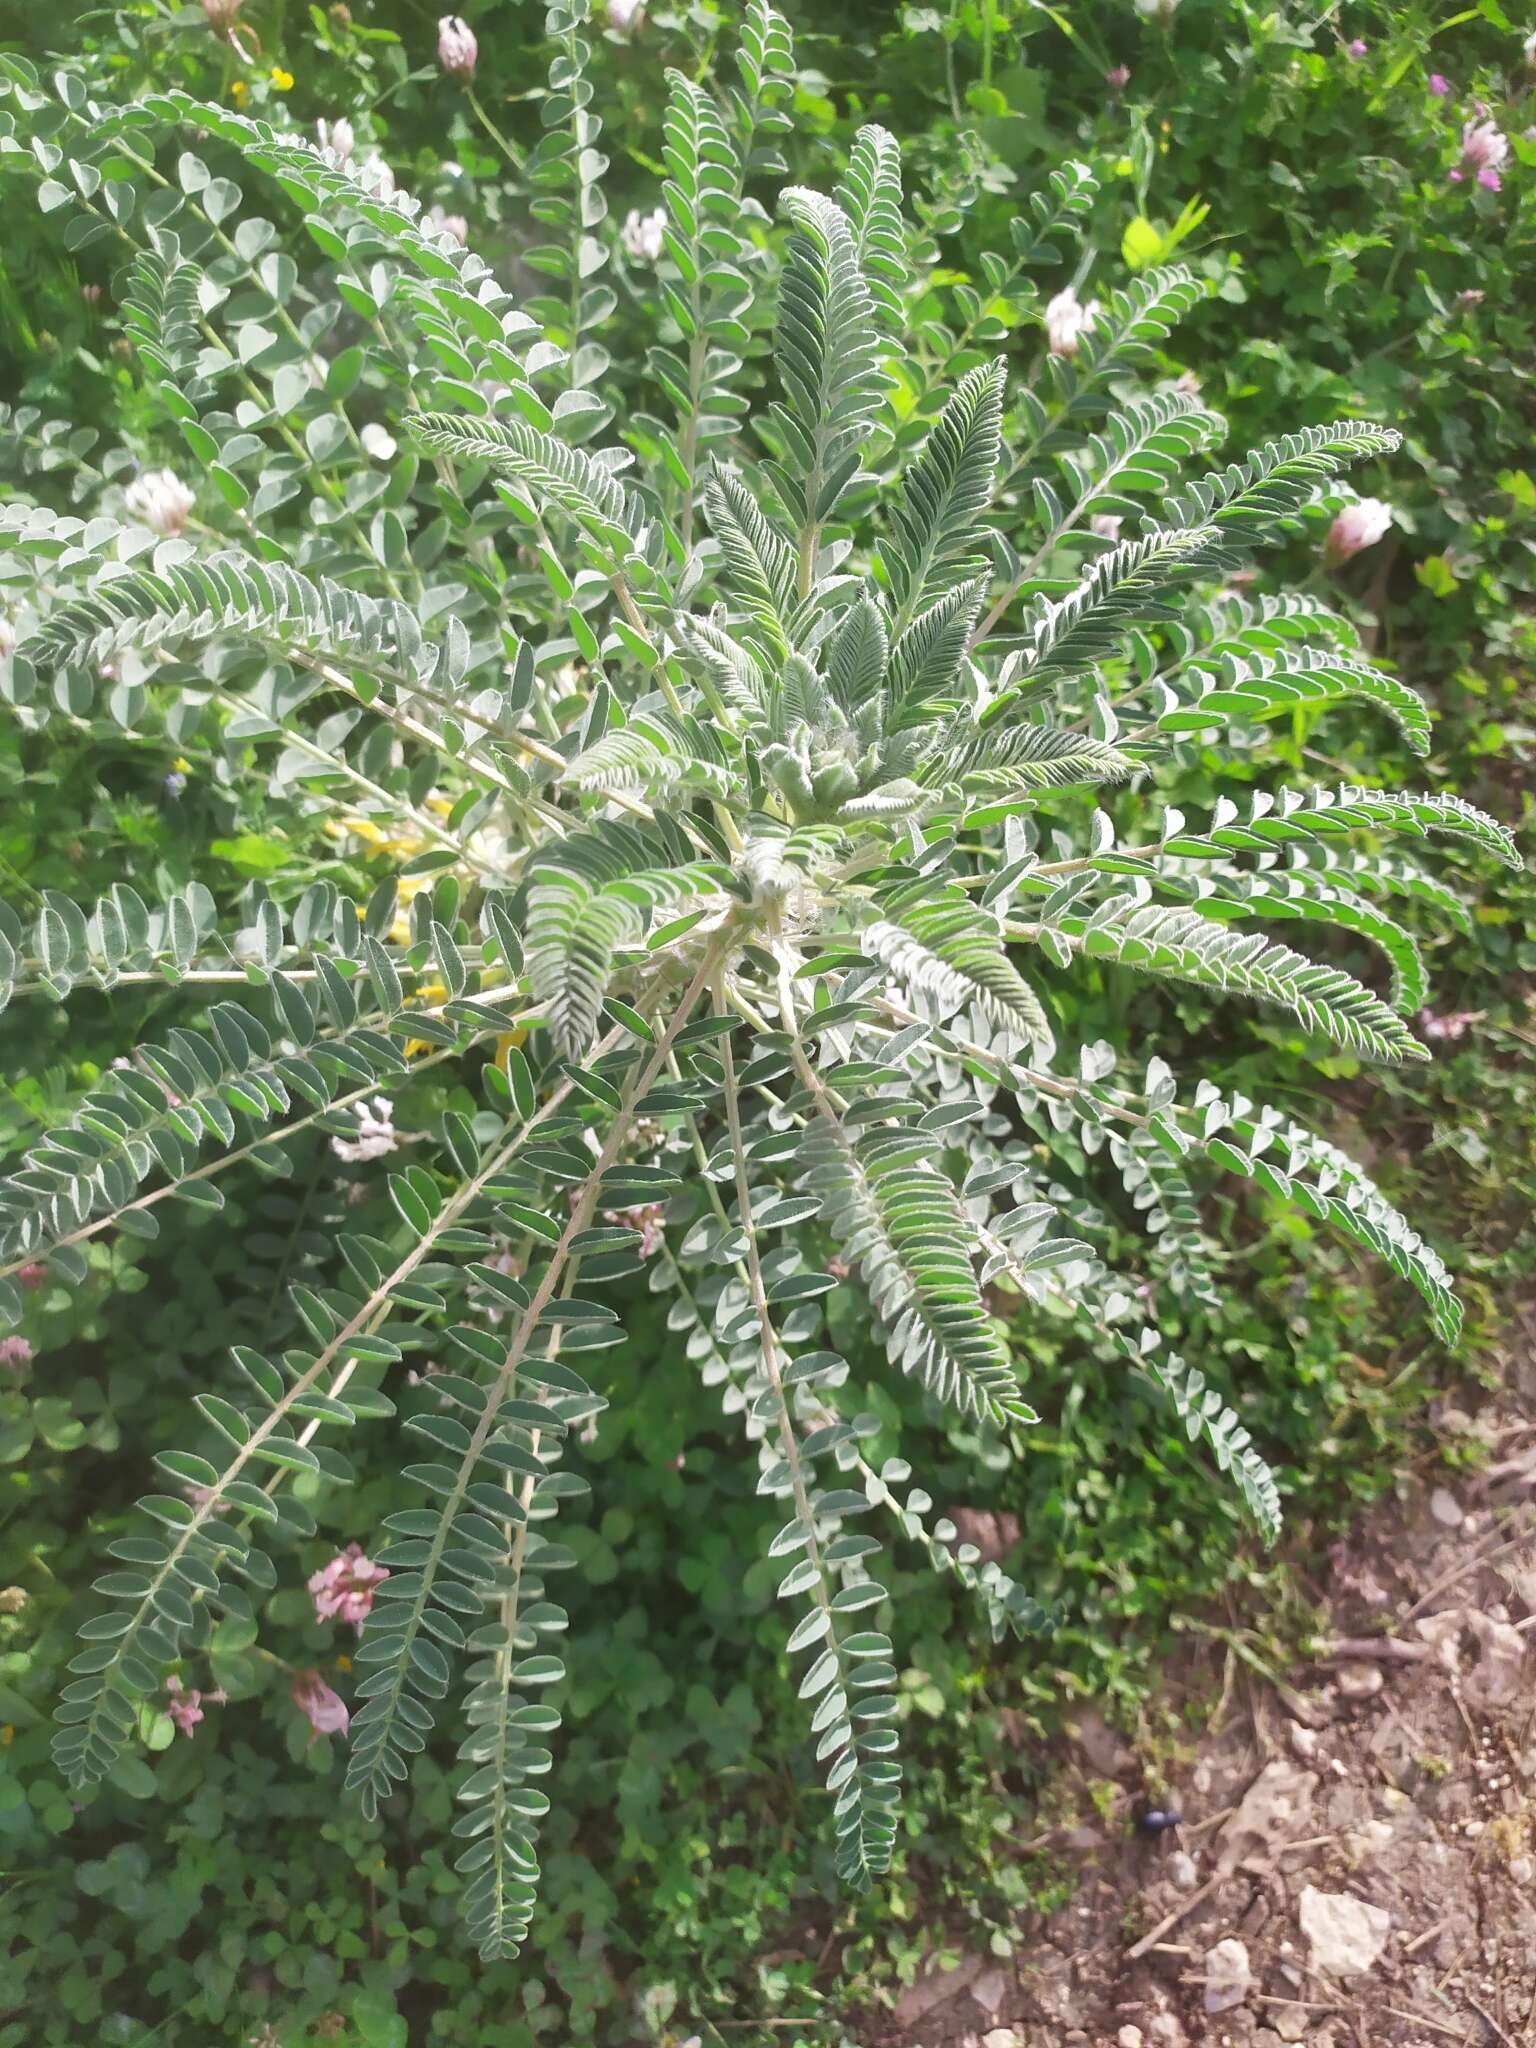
left=292, top=1670, right=351, bottom=1740
left=165, top=1675, right=205, bottom=1737
left=308, top=1543, right=389, bottom=1631
left=1106, top=64, right=1131, bottom=91
left=1428, top=73, right=1450, bottom=97
left=0, top=1336, right=33, bottom=1373
left=1345, top=38, right=1367, bottom=57
left=1324, top=497, right=1393, bottom=565
left=437, top=15, right=477, bottom=78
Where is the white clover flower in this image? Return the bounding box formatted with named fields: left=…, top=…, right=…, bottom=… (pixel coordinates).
left=332, top=1095, right=398, bottom=1164
left=316, top=116, right=355, bottom=164
left=437, top=15, right=477, bottom=77
left=1044, top=285, right=1100, bottom=358
left=360, top=422, right=398, bottom=462
left=1090, top=513, right=1123, bottom=542
left=621, top=206, right=667, bottom=264
left=1133, top=0, right=1180, bottom=17
left=124, top=468, right=195, bottom=537
left=1325, top=497, right=1393, bottom=563
left=608, top=0, right=644, bottom=29
left=0, top=617, right=14, bottom=660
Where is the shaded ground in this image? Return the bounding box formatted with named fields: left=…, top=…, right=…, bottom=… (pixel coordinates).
left=871, top=1392, right=1536, bottom=2048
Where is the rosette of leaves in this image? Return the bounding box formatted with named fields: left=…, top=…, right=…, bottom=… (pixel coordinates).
left=0, top=15, right=1517, bottom=1960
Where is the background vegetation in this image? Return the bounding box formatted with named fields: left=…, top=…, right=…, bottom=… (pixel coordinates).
left=0, top=2, right=1531, bottom=2043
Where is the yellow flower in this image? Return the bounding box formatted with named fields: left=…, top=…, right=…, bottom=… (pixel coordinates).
left=495, top=1029, right=529, bottom=1068
left=0, top=1726, right=12, bottom=1747
left=270, top=66, right=294, bottom=90
left=173, top=756, right=192, bottom=774
left=335, top=1654, right=352, bottom=1673
left=229, top=79, right=248, bottom=102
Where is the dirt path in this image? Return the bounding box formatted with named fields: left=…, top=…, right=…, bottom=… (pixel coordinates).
left=876, top=1404, right=1536, bottom=2048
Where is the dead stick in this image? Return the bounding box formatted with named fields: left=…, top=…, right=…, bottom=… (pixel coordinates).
left=1400, top=1511, right=1535, bottom=1622
left=1378, top=2008, right=1468, bottom=2042
left=1315, top=1636, right=1429, bottom=1663
left=1403, top=1916, right=1451, bottom=1957
left=1465, top=1993, right=1516, bottom=2048
left=1125, top=1874, right=1221, bottom=1961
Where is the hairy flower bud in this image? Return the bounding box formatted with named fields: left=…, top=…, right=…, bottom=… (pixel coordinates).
left=437, top=15, right=477, bottom=77
left=316, top=116, right=356, bottom=164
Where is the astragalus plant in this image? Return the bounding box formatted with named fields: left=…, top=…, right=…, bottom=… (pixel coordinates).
left=0, top=2, right=1516, bottom=1959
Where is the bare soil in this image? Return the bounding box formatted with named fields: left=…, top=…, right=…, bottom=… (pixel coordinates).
left=873, top=1400, right=1536, bottom=2048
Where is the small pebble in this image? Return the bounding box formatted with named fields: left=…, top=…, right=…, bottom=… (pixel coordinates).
left=1509, top=1855, right=1533, bottom=1884
left=1167, top=1849, right=1198, bottom=1890
left=1429, top=1485, right=1464, bottom=1527
left=1118, top=2030, right=1145, bottom=2048
left=1337, top=1661, right=1384, bottom=1699
left=1288, top=1722, right=1319, bottom=1761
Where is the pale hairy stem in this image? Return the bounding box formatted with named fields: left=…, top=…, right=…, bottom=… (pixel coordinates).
left=868, top=994, right=1148, bottom=1128
left=206, top=686, right=493, bottom=871
left=716, top=1005, right=881, bottom=1861
left=352, top=943, right=734, bottom=1786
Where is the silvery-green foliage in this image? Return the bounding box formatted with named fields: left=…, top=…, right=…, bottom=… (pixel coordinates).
left=0, top=12, right=1519, bottom=1958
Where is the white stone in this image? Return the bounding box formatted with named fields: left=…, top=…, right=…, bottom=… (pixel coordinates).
left=971, top=1969, right=1007, bottom=2015
left=1117, top=2030, right=1145, bottom=2048
left=1298, top=1886, right=1390, bottom=1976
left=981, top=2031, right=1021, bottom=2048
left=1429, top=1485, right=1464, bottom=1527
left=1288, top=1722, right=1319, bottom=1761
left=1336, top=1661, right=1383, bottom=1699
left=1202, top=1937, right=1252, bottom=2014
left=1167, top=1848, right=1199, bottom=1890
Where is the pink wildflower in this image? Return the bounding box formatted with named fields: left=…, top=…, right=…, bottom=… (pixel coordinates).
left=165, top=1675, right=205, bottom=1737
left=1456, top=119, right=1508, bottom=191
left=308, top=1543, right=389, bottom=1630
left=16, top=1263, right=47, bottom=1291
left=1106, top=64, right=1131, bottom=91
left=1345, top=38, right=1367, bottom=57
left=1428, top=73, right=1450, bottom=98
left=0, top=1336, right=33, bottom=1373
left=292, top=1670, right=351, bottom=1740
left=1324, top=497, right=1392, bottom=565
left=1416, top=1007, right=1486, bottom=1043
